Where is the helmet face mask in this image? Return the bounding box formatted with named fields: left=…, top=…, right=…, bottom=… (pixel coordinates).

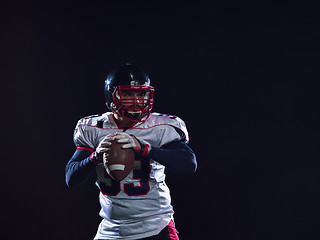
left=105, top=63, right=155, bottom=123
left=111, top=85, right=155, bottom=122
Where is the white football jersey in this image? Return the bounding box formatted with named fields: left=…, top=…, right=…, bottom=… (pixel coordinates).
left=73, top=112, right=189, bottom=239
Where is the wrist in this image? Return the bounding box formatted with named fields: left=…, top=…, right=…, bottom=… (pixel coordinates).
left=133, top=136, right=151, bottom=157
left=90, top=152, right=102, bottom=165
left=139, top=142, right=151, bottom=157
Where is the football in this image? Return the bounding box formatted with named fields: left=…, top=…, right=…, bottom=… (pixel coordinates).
left=104, top=139, right=135, bottom=181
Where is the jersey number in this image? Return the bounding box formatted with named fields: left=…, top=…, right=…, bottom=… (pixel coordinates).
left=98, top=156, right=151, bottom=196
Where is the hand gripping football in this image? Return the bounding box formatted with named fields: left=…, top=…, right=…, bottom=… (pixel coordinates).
left=104, top=139, right=135, bottom=181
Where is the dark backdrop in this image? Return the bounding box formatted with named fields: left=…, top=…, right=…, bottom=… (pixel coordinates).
left=3, top=1, right=320, bottom=239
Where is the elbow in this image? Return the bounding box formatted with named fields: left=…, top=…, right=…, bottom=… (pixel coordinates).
left=65, top=177, right=76, bottom=187
left=65, top=173, right=80, bottom=187
left=65, top=165, right=77, bottom=187
left=179, top=152, right=197, bottom=173
left=65, top=178, right=72, bottom=187
left=188, top=154, right=197, bottom=173
left=65, top=174, right=73, bottom=187
left=65, top=164, right=91, bottom=187
left=184, top=147, right=197, bottom=173
left=65, top=170, right=73, bottom=187
left=191, top=158, right=197, bottom=173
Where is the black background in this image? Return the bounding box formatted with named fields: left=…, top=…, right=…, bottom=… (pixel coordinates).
left=3, top=1, right=320, bottom=239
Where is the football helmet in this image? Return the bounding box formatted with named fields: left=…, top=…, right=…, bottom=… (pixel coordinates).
left=104, top=63, right=155, bottom=122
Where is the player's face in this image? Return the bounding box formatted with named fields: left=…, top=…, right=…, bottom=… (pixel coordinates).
left=112, top=85, right=154, bottom=124
left=120, top=89, right=151, bottom=111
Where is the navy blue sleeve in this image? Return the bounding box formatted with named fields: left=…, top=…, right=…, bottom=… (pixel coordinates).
left=148, top=141, right=197, bottom=173
left=65, top=149, right=96, bottom=187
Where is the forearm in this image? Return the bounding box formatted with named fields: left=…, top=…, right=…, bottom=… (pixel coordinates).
left=65, top=149, right=96, bottom=187
left=148, top=141, right=197, bottom=173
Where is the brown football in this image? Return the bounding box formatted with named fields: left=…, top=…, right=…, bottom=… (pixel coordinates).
left=104, top=139, right=135, bottom=181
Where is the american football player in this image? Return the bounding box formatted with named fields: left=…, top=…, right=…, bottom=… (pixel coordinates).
left=65, top=63, right=197, bottom=239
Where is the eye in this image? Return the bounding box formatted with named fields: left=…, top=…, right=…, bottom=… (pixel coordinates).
left=122, top=91, right=131, bottom=97
left=138, top=91, right=149, bottom=98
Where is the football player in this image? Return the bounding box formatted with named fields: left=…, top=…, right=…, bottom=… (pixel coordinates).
left=65, top=63, right=197, bottom=240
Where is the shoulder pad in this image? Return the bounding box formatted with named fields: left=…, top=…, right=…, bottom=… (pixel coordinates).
left=77, top=113, right=109, bottom=128
left=149, top=113, right=189, bottom=142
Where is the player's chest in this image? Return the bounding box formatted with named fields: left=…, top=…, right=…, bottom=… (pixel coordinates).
left=92, top=127, right=163, bottom=148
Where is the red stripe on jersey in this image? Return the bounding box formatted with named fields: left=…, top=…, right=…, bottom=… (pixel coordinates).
left=167, top=220, right=179, bottom=240
left=76, top=146, right=94, bottom=153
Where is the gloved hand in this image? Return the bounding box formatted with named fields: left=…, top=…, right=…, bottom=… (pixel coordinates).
left=90, top=133, right=116, bottom=164
left=114, top=132, right=151, bottom=157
